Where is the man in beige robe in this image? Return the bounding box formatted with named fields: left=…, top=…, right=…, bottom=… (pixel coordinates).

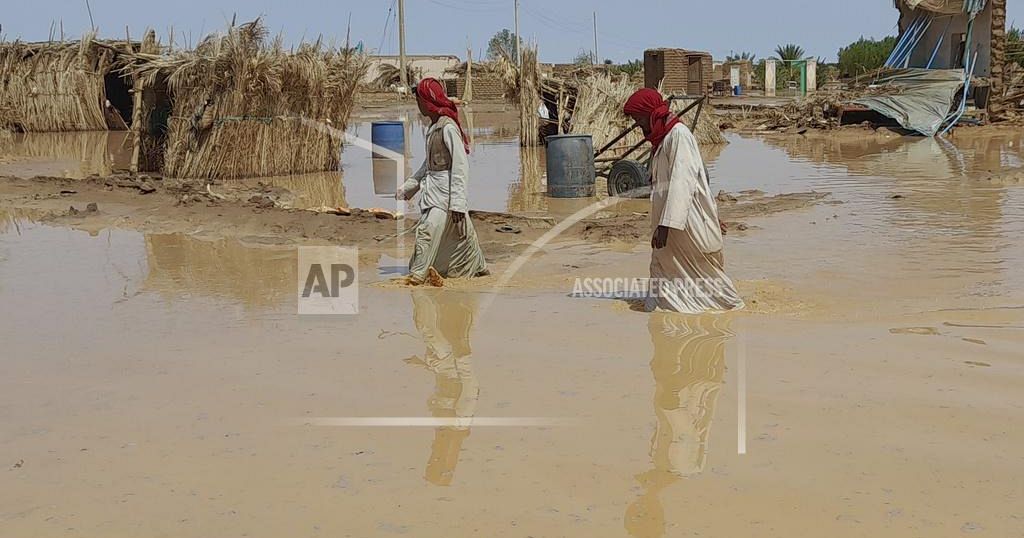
left=623, top=89, right=744, bottom=313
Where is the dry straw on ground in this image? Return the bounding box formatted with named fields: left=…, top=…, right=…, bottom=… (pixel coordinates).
left=126, top=20, right=369, bottom=179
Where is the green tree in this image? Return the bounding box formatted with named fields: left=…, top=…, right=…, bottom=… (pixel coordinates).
left=837, top=36, right=897, bottom=77
left=773, top=44, right=806, bottom=89
left=486, top=29, right=523, bottom=61
left=573, top=49, right=596, bottom=65
left=726, top=51, right=756, bottom=62
left=1009, top=25, right=1023, bottom=68
left=612, top=59, right=643, bottom=76
left=774, top=44, right=806, bottom=62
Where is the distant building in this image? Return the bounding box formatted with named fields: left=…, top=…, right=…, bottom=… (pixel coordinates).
left=643, top=48, right=713, bottom=97
left=363, top=55, right=460, bottom=85
left=716, top=59, right=755, bottom=93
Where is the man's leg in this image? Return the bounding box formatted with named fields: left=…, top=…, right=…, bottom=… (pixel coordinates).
left=434, top=214, right=488, bottom=278
left=408, top=208, right=449, bottom=283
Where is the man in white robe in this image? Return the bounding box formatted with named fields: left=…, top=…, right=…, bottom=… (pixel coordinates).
left=398, top=78, right=488, bottom=285
left=623, top=89, right=744, bottom=313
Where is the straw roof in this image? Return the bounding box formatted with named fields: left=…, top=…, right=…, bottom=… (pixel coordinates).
left=0, top=34, right=134, bottom=132
left=125, top=20, right=369, bottom=179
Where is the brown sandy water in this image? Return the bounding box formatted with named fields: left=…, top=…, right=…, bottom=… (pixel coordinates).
left=2, top=129, right=1024, bottom=537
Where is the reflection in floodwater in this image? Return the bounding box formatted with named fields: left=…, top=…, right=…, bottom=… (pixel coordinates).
left=260, top=171, right=349, bottom=210
left=506, top=145, right=547, bottom=214
left=143, top=234, right=295, bottom=308
left=407, top=289, right=480, bottom=486
left=0, top=208, right=42, bottom=234
left=625, top=313, right=732, bottom=538
left=0, top=131, right=132, bottom=178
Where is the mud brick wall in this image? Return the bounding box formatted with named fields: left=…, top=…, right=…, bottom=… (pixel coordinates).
left=455, top=76, right=507, bottom=101
left=645, top=49, right=713, bottom=96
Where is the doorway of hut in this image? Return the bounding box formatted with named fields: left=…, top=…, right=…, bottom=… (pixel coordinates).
left=103, top=72, right=133, bottom=130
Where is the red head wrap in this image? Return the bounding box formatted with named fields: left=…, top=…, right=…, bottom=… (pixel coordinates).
left=623, top=88, right=680, bottom=152
left=416, top=78, right=470, bottom=154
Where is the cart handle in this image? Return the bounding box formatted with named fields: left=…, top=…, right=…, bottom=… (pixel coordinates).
left=593, top=95, right=706, bottom=159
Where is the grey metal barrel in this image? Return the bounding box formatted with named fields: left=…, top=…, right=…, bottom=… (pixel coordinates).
left=545, top=134, right=596, bottom=198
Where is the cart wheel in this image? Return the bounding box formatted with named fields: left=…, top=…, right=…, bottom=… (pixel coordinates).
left=607, top=159, right=650, bottom=198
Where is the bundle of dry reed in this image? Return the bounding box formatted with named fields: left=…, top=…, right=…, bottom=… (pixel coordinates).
left=0, top=33, right=122, bottom=132
left=125, top=20, right=369, bottom=179
left=568, top=75, right=643, bottom=150
left=568, top=75, right=726, bottom=154
left=0, top=100, right=15, bottom=142
left=517, top=46, right=542, bottom=147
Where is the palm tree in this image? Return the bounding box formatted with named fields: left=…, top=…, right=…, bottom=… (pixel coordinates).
left=726, top=51, right=756, bottom=62
left=772, top=44, right=806, bottom=91
left=773, top=44, right=805, bottom=62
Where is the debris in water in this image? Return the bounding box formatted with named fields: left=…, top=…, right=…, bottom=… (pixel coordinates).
left=310, top=206, right=351, bottom=216
left=889, top=326, right=940, bottom=336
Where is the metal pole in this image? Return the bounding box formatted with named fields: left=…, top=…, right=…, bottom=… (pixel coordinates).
left=593, top=12, right=599, bottom=65
left=398, top=0, right=408, bottom=88
left=514, top=0, right=521, bottom=67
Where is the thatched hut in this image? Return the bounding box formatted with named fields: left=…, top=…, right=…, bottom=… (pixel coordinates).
left=0, top=34, right=137, bottom=132
left=125, top=21, right=368, bottom=179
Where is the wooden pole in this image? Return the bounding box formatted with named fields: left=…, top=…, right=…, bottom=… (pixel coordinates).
left=129, top=76, right=144, bottom=174
left=593, top=12, right=599, bottom=65
left=345, top=12, right=352, bottom=50
left=514, top=0, right=521, bottom=67
left=464, top=44, right=474, bottom=102
left=398, top=0, right=408, bottom=89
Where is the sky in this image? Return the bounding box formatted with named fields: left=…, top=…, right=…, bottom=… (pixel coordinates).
left=2, top=0, right=1021, bottom=63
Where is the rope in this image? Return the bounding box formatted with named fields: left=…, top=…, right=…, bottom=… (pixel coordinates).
left=166, top=114, right=308, bottom=124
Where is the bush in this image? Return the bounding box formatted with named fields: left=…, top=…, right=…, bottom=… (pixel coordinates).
left=838, top=36, right=897, bottom=77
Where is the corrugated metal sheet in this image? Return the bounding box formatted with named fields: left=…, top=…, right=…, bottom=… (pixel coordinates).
left=899, top=0, right=987, bottom=15
left=851, top=68, right=965, bottom=136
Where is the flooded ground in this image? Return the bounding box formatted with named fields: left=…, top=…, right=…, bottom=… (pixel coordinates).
left=2, top=120, right=1024, bottom=537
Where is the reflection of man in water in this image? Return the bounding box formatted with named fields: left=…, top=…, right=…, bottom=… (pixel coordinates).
left=406, top=289, right=479, bottom=486
left=625, top=313, right=731, bottom=538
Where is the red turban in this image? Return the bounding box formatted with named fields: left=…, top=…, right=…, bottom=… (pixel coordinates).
left=416, top=78, right=470, bottom=154
left=623, top=88, right=680, bottom=152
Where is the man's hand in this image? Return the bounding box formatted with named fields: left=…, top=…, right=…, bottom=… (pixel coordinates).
left=395, top=189, right=408, bottom=201
left=651, top=225, right=669, bottom=249
left=450, top=211, right=467, bottom=239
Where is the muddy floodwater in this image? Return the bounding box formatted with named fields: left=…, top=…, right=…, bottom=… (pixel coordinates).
left=2, top=121, right=1024, bottom=537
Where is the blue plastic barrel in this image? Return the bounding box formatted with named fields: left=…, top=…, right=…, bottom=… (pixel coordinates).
left=545, top=134, right=595, bottom=198
left=733, top=85, right=742, bottom=96
left=371, top=121, right=405, bottom=158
